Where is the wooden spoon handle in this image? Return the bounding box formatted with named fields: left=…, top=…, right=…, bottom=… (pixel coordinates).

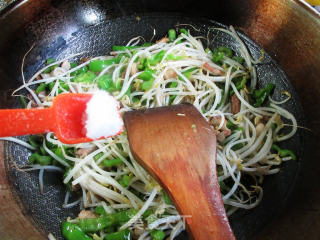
left=124, top=103, right=235, bottom=240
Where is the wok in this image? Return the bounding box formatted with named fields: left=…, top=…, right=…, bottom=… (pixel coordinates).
left=0, top=0, right=318, bottom=239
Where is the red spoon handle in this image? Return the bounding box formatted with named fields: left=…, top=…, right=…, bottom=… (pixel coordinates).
left=0, top=108, right=55, bottom=137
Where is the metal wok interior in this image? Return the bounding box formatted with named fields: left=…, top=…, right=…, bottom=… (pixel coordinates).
left=0, top=0, right=319, bottom=239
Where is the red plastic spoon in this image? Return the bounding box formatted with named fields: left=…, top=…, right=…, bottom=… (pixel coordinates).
left=0, top=93, right=97, bottom=144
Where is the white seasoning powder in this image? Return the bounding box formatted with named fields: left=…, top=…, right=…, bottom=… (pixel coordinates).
left=85, top=90, right=123, bottom=139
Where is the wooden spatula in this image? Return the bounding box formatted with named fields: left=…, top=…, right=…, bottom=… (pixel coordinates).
left=123, top=103, right=235, bottom=240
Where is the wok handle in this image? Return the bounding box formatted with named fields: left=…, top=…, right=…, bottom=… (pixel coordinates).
left=0, top=108, right=55, bottom=137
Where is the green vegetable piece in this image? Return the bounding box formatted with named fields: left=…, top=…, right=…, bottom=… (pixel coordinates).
left=142, top=42, right=152, bottom=47
left=46, top=58, right=56, bottom=65
left=219, top=181, right=228, bottom=192
left=272, top=144, right=296, bottom=160
left=105, top=229, right=131, bottom=240
left=43, top=58, right=57, bottom=73
left=97, top=74, right=115, bottom=92
left=36, top=83, right=47, bottom=94
left=150, top=230, right=166, bottom=240
left=94, top=206, right=107, bottom=216
left=232, top=56, right=244, bottom=64
left=178, top=67, right=197, bottom=81
left=232, top=143, right=244, bottom=151
left=119, top=174, right=131, bottom=188
left=148, top=50, right=165, bottom=66
left=62, top=221, right=92, bottom=240
left=180, top=28, right=188, bottom=35
left=89, top=58, right=121, bottom=72
left=139, top=69, right=155, bottom=81
left=205, top=48, right=212, bottom=55
left=230, top=76, right=247, bottom=96
left=168, top=29, right=176, bottom=42
left=73, top=71, right=96, bottom=83
left=71, top=66, right=89, bottom=77
left=102, top=158, right=123, bottom=167
left=218, top=46, right=233, bottom=58
left=165, top=54, right=184, bottom=61
left=162, top=190, right=173, bottom=205
left=78, top=216, right=114, bottom=233
left=60, top=82, right=70, bottom=91
left=253, top=83, right=275, bottom=107
left=70, top=62, right=78, bottom=68
left=28, top=135, right=42, bottom=148
left=94, top=152, right=104, bottom=161
left=28, top=153, right=51, bottom=165
left=54, top=147, right=66, bottom=161
left=113, top=209, right=138, bottom=224
left=19, top=96, right=27, bottom=108
left=141, top=80, right=154, bottom=91
left=212, top=48, right=225, bottom=64
left=170, top=81, right=178, bottom=88
left=39, top=146, right=46, bottom=155
left=112, top=46, right=139, bottom=51
left=142, top=209, right=153, bottom=219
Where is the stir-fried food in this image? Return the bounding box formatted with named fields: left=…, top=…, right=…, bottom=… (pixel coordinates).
left=7, top=26, right=297, bottom=240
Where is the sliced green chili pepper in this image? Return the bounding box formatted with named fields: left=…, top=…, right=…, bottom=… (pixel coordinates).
left=60, top=82, right=70, bottom=91
left=232, top=56, right=244, bottom=64
left=73, top=71, right=96, bottom=83
left=178, top=67, right=197, bottom=81
left=94, top=152, right=104, bottom=161
left=28, top=153, right=51, bottom=165
left=212, top=48, right=225, bottom=64
left=142, top=209, right=153, bottom=219
left=105, top=229, right=131, bottom=240
left=97, top=74, right=116, bottom=92
left=36, top=83, right=47, bottom=94
left=89, top=57, right=122, bottom=72
left=165, top=54, right=184, bottom=61
left=218, top=46, right=233, bottom=58
left=162, top=190, right=173, bottom=205
left=19, top=95, right=27, bottom=108
left=62, top=221, right=92, bottom=240
left=168, top=29, right=176, bottom=42
left=112, top=45, right=139, bottom=51
left=71, top=66, right=89, bottom=77
left=43, top=58, right=57, bottom=73
left=272, top=144, right=296, bottom=160
left=112, top=209, right=138, bottom=224
left=102, top=158, right=123, bottom=167
left=230, top=76, right=247, bottom=96
left=141, top=80, right=154, bottom=91
left=94, top=206, right=107, bottom=216
left=119, top=174, right=131, bottom=188
left=142, top=42, right=152, bottom=47
left=39, top=146, right=46, bottom=155
left=139, top=69, right=155, bottom=81
left=78, top=216, right=114, bottom=233
left=150, top=230, right=166, bottom=240
left=28, top=135, right=42, bottom=148
left=180, top=28, right=188, bottom=35
left=70, top=62, right=78, bottom=69
left=148, top=50, right=165, bottom=66
left=252, top=83, right=275, bottom=107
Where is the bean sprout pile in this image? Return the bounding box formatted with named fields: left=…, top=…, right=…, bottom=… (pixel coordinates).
left=5, top=26, right=297, bottom=240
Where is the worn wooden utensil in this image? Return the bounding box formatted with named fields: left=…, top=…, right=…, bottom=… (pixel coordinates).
left=123, top=103, right=235, bottom=240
